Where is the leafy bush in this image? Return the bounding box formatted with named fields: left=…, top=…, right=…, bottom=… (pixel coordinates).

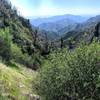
left=36, top=42, right=100, bottom=100
left=0, top=28, right=12, bottom=63
left=11, top=43, right=41, bottom=69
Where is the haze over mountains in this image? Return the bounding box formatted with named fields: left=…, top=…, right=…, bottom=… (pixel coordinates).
left=30, top=14, right=89, bottom=26
left=30, top=14, right=100, bottom=42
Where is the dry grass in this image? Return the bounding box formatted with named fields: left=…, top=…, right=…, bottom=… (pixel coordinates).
left=0, top=63, right=37, bottom=100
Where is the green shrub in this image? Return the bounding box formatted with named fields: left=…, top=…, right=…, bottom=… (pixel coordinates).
left=36, top=42, right=100, bottom=100
left=0, top=28, right=12, bottom=63
left=11, top=43, right=41, bottom=69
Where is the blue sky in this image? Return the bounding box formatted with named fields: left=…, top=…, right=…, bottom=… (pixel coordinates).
left=10, top=0, right=100, bottom=17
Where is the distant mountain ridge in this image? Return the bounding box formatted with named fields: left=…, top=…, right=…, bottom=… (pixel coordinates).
left=38, top=18, right=76, bottom=33
left=61, top=15, right=100, bottom=46
left=30, top=14, right=90, bottom=39
left=30, top=14, right=89, bottom=26
left=30, top=14, right=100, bottom=49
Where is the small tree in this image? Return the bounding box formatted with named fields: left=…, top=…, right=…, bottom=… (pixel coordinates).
left=41, top=32, right=50, bottom=55
left=33, top=29, right=38, bottom=46
left=60, top=37, right=64, bottom=48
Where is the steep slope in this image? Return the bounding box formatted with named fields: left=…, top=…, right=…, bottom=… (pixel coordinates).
left=0, top=0, right=47, bottom=69
left=0, top=62, right=38, bottom=100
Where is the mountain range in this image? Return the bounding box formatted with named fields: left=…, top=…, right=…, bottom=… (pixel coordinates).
left=30, top=14, right=91, bottom=39
left=30, top=14, right=100, bottom=48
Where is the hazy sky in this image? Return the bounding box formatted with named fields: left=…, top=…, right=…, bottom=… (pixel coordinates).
left=10, top=0, right=100, bottom=17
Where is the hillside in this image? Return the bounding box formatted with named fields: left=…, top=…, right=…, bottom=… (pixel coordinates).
left=0, top=0, right=50, bottom=70
left=0, top=1, right=42, bottom=99
left=0, top=62, right=38, bottom=100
